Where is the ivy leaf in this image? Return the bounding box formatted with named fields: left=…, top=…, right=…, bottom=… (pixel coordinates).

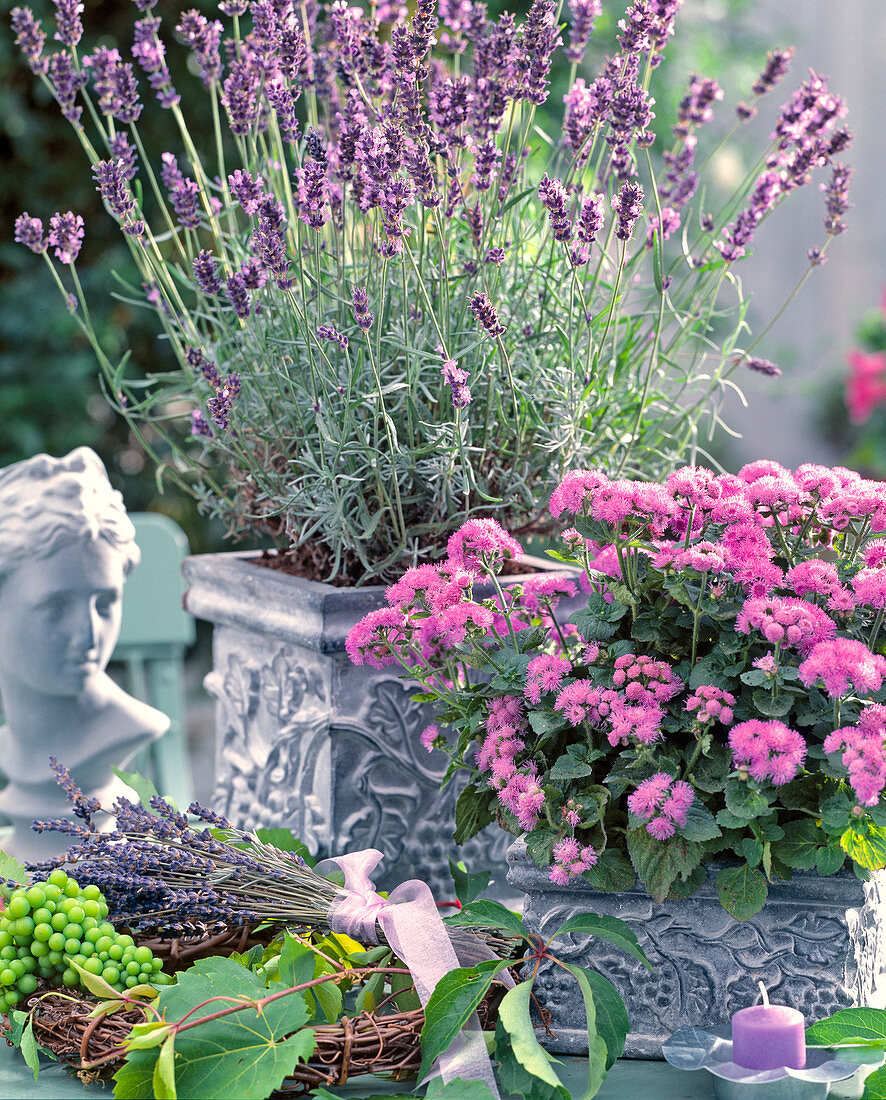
left=550, top=914, right=652, bottom=972
left=453, top=786, right=495, bottom=845
left=444, top=899, right=533, bottom=944
left=627, top=827, right=704, bottom=902
left=805, top=1007, right=886, bottom=1047
left=153, top=1033, right=177, bottom=1100
left=254, top=828, right=316, bottom=867
left=581, top=849, right=636, bottom=893
left=561, top=964, right=628, bottom=1074
left=0, top=850, right=29, bottom=886
left=418, top=959, right=512, bottom=1083
left=716, top=864, right=768, bottom=921
left=496, top=981, right=569, bottom=1096
left=112, top=766, right=163, bottom=810
left=448, top=859, right=491, bottom=907
left=20, top=1017, right=41, bottom=1081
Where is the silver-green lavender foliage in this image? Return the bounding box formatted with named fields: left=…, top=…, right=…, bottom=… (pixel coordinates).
left=11, top=0, right=851, bottom=581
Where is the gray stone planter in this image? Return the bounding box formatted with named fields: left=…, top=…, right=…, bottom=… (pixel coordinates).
left=183, top=552, right=578, bottom=897
left=507, top=838, right=886, bottom=1058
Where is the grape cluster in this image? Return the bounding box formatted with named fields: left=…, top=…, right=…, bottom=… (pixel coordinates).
left=0, top=869, right=171, bottom=1011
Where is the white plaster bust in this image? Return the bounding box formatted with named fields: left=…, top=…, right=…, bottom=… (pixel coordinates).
left=0, top=447, right=169, bottom=861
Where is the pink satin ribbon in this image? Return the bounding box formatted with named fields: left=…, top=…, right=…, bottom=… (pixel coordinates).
left=318, top=848, right=502, bottom=1097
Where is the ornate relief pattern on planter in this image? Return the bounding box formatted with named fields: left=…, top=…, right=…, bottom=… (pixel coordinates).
left=185, top=552, right=518, bottom=898
left=507, top=839, right=886, bottom=1057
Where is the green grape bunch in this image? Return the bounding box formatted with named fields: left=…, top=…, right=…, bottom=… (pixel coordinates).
left=0, top=868, right=171, bottom=1011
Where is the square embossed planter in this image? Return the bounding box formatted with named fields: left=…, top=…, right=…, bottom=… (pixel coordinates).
left=184, top=552, right=579, bottom=898
left=507, top=838, right=886, bottom=1057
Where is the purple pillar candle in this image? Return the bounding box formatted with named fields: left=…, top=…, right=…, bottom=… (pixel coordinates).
left=731, top=985, right=806, bottom=1071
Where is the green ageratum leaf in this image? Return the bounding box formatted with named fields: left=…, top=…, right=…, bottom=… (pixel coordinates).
left=448, top=859, right=492, bottom=906
left=776, top=819, right=821, bottom=870
left=550, top=915, right=652, bottom=972
left=805, top=1007, right=886, bottom=1047
left=0, top=850, right=29, bottom=886
left=454, top=785, right=496, bottom=845
left=561, top=963, right=627, bottom=1076
left=740, top=837, right=763, bottom=868
left=841, top=823, right=886, bottom=870
left=816, top=845, right=846, bottom=876
left=549, top=754, right=594, bottom=780
left=751, top=688, right=794, bottom=718
left=820, top=794, right=853, bottom=834
left=680, top=802, right=722, bottom=843
left=666, top=865, right=707, bottom=901
left=497, top=981, right=569, bottom=1095
left=114, top=956, right=316, bottom=1100
left=581, top=849, right=636, bottom=893
left=418, top=959, right=512, bottom=1082
left=444, top=899, right=533, bottom=943
left=716, top=864, right=768, bottom=921
left=724, top=777, right=774, bottom=820
left=525, top=827, right=560, bottom=867
left=689, top=744, right=733, bottom=794
left=627, top=828, right=704, bottom=903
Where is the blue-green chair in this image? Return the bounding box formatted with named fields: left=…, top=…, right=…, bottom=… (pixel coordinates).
left=112, top=512, right=197, bottom=808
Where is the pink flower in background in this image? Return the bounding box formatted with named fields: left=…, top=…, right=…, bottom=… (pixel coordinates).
left=846, top=349, right=886, bottom=423
left=824, top=707, right=886, bottom=806
left=685, top=684, right=736, bottom=725
left=524, top=654, right=571, bottom=704
left=799, top=638, right=886, bottom=698
left=446, top=518, right=523, bottom=571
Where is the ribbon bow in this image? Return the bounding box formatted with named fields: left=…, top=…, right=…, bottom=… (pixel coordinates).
left=318, top=848, right=501, bottom=1097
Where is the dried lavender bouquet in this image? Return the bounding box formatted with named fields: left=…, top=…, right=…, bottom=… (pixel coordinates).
left=24, top=761, right=347, bottom=939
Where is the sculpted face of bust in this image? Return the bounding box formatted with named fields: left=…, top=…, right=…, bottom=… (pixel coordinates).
left=0, top=538, right=125, bottom=698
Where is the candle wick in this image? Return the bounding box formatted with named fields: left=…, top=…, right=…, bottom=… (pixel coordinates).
left=758, top=981, right=769, bottom=1007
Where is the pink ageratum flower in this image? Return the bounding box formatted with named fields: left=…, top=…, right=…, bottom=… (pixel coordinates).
left=554, top=681, right=614, bottom=725
left=605, top=698, right=664, bottom=746
left=548, top=838, right=597, bottom=884
left=588, top=479, right=637, bottom=525
left=738, top=459, right=794, bottom=483
left=864, top=541, right=886, bottom=569
left=735, top=595, right=837, bottom=652
left=611, top=653, right=683, bottom=702
left=785, top=559, right=840, bottom=599
left=729, top=719, right=806, bottom=785
left=385, top=564, right=446, bottom=611
left=548, top=469, right=611, bottom=518
left=627, top=773, right=695, bottom=839
left=824, top=706, right=886, bottom=806
left=524, top=654, right=571, bottom=705
left=420, top=724, right=441, bottom=752
left=446, top=518, right=523, bottom=572
left=799, top=638, right=886, bottom=699
left=517, top=575, right=578, bottom=613
left=417, top=602, right=493, bottom=648
left=685, top=684, right=736, bottom=725
left=345, top=607, right=411, bottom=669
left=852, top=568, right=886, bottom=610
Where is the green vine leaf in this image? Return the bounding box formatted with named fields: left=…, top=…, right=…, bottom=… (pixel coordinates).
left=496, top=982, right=569, bottom=1097
left=444, top=899, right=534, bottom=944
left=418, top=959, right=512, bottom=1083
left=20, top=1017, right=40, bottom=1081
left=153, top=1033, right=177, bottom=1100
left=448, top=859, right=492, bottom=907
left=550, top=914, right=652, bottom=972
left=558, top=963, right=613, bottom=1095
left=806, top=1007, right=886, bottom=1048
left=0, top=850, right=29, bottom=887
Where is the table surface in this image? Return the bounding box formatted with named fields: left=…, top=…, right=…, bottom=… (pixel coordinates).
left=0, top=1040, right=713, bottom=1100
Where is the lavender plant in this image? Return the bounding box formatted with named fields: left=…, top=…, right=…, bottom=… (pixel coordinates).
left=12, top=0, right=851, bottom=581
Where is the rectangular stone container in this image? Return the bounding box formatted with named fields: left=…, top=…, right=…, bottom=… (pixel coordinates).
left=507, top=838, right=886, bottom=1057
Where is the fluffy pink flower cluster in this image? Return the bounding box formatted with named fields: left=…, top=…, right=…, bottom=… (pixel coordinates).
left=446, top=517, right=523, bottom=571
left=729, top=719, right=807, bottom=785
left=799, top=638, right=886, bottom=699
left=685, top=685, right=735, bottom=725
left=824, top=705, right=886, bottom=806
left=548, top=837, right=598, bottom=885
left=474, top=696, right=550, bottom=830
left=735, top=595, right=837, bottom=652
left=524, top=654, right=571, bottom=705
left=611, top=653, right=683, bottom=702
left=552, top=682, right=664, bottom=746
left=627, top=772, right=695, bottom=839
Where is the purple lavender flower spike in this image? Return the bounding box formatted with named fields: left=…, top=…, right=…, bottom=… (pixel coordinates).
left=823, top=162, right=851, bottom=236
left=745, top=357, right=781, bottom=377
left=468, top=292, right=505, bottom=338
left=674, top=73, right=722, bottom=138
left=471, top=139, right=501, bottom=194
left=186, top=346, right=219, bottom=385
left=317, top=323, right=349, bottom=350
left=14, top=212, right=46, bottom=254
left=752, top=47, right=794, bottom=97
left=617, top=0, right=656, bottom=55
left=222, top=58, right=261, bottom=136
left=219, top=0, right=248, bottom=15
left=267, top=80, right=300, bottom=143
left=442, top=356, right=472, bottom=407
left=298, top=161, right=330, bottom=230
left=253, top=195, right=293, bottom=289
left=190, top=409, right=213, bottom=437
left=228, top=169, right=265, bottom=215
left=486, top=247, right=505, bottom=265
left=109, top=133, right=138, bottom=179
left=715, top=169, right=780, bottom=262
left=565, top=0, right=601, bottom=64
left=52, top=0, right=83, bottom=48
left=538, top=174, right=573, bottom=242
left=240, top=257, right=267, bottom=289
left=176, top=10, right=223, bottom=85
left=612, top=180, right=644, bottom=241
left=93, top=158, right=139, bottom=227
left=193, top=249, right=222, bottom=295
left=465, top=202, right=483, bottom=248
left=352, top=287, right=374, bottom=331
left=47, top=51, right=88, bottom=124
left=518, top=0, right=561, bottom=106
left=226, top=272, right=251, bottom=318
left=11, top=6, right=48, bottom=74
left=645, top=205, right=680, bottom=248
left=132, top=15, right=179, bottom=108
left=48, top=211, right=84, bottom=263
left=84, top=48, right=143, bottom=123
